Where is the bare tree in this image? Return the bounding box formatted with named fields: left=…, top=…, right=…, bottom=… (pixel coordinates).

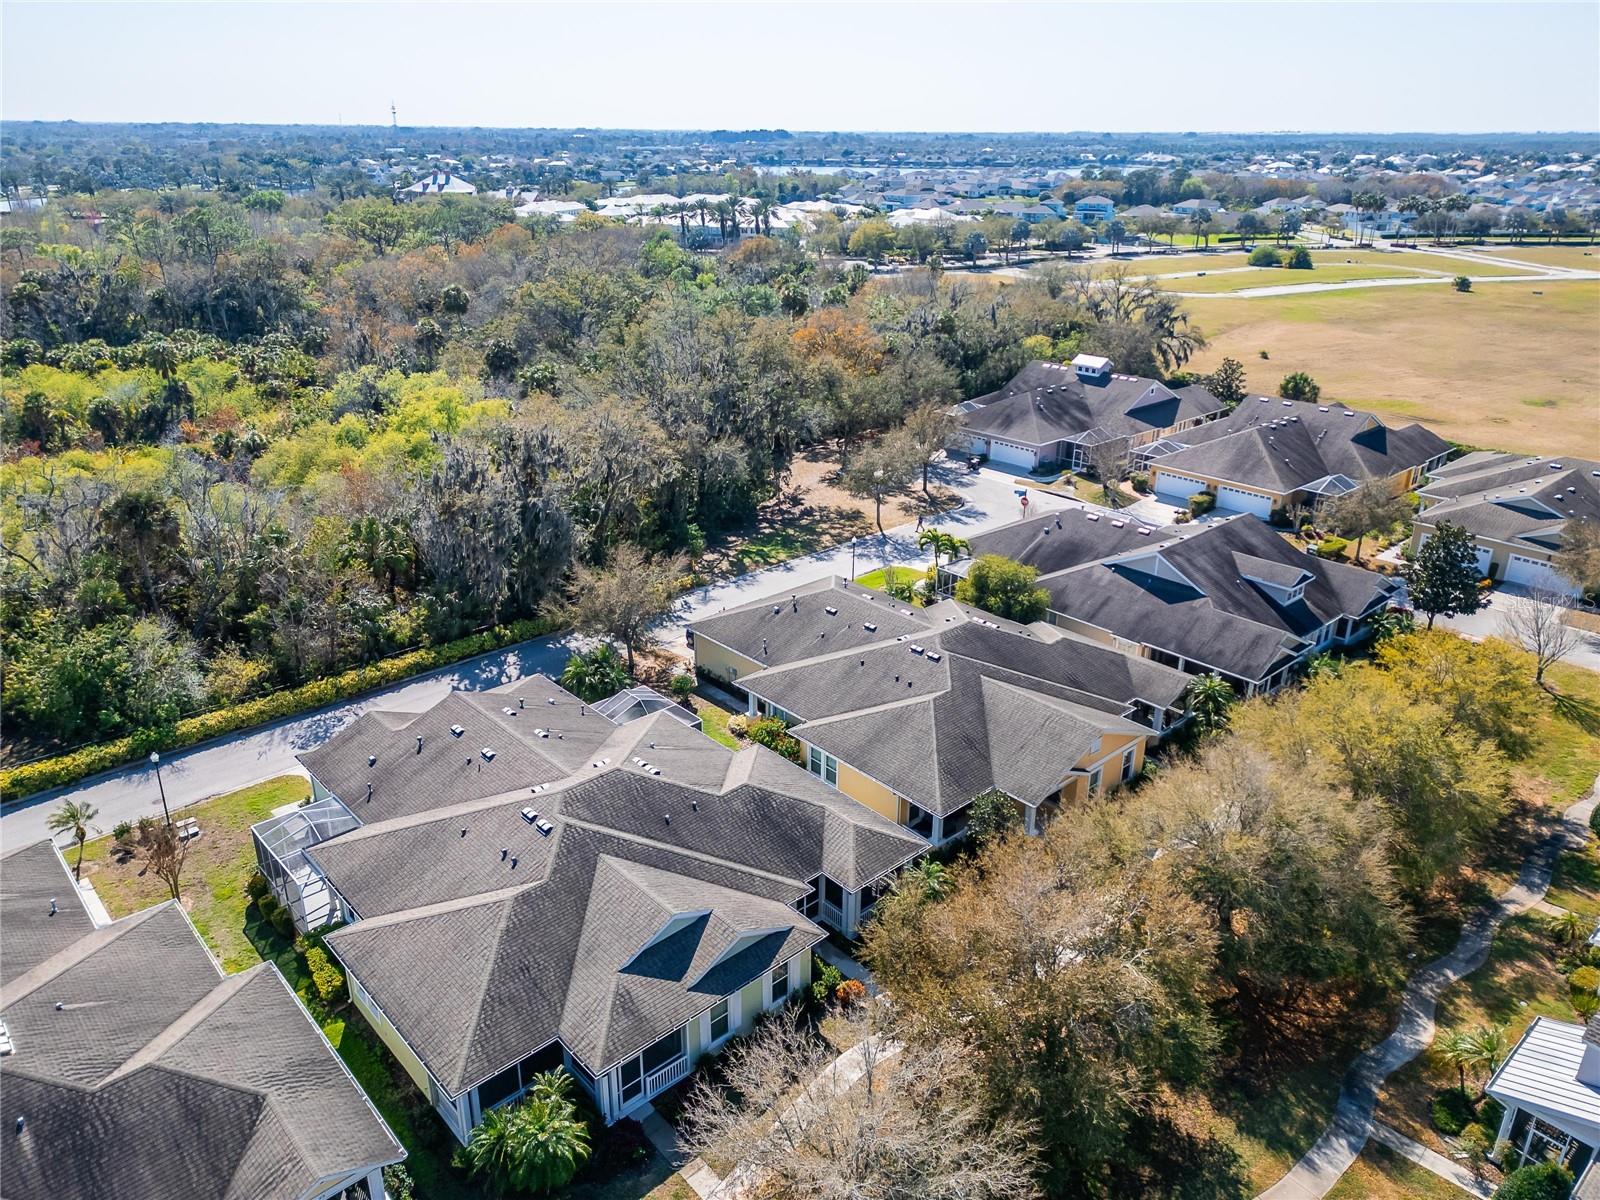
left=1555, top=517, right=1600, bottom=598
left=118, top=817, right=188, bottom=901
left=1086, top=437, right=1133, bottom=509
left=900, top=402, right=959, bottom=498
left=1500, top=588, right=1581, bottom=688
left=568, top=543, right=687, bottom=677
left=1320, top=480, right=1411, bottom=564
left=680, top=1007, right=1039, bottom=1200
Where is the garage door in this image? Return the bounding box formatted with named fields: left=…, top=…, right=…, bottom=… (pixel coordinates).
left=986, top=440, right=1037, bottom=471
left=1154, top=470, right=1208, bottom=502
left=1504, top=553, right=1580, bottom=596
left=1216, top=485, right=1274, bottom=518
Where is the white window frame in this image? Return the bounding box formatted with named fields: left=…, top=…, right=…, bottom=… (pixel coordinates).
left=1120, top=746, right=1136, bottom=782
left=1088, top=766, right=1103, bottom=795
left=767, top=960, right=791, bottom=1008
left=807, top=745, right=838, bottom=787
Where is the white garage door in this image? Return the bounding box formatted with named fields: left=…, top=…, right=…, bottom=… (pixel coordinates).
left=1504, top=553, right=1580, bottom=596
left=986, top=439, right=1037, bottom=471
left=1154, top=470, right=1208, bottom=502
left=1216, top=485, right=1274, bottom=519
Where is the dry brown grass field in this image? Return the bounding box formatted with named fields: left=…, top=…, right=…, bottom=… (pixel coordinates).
left=1181, top=280, right=1600, bottom=454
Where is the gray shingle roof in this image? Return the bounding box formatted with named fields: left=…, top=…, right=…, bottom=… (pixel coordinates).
left=689, top=577, right=930, bottom=669
left=1, top=857, right=402, bottom=1200
left=1143, top=399, right=1450, bottom=496
left=314, top=715, right=925, bottom=1094
left=1039, top=515, right=1398, bottom=682
left=959, top=361, right=1224, bottom=449
left=1415, top=456, right=1600, bottom=556
left=1, top=841, right=96, bottom=988
left=961, top=509, right=1177, bottom=577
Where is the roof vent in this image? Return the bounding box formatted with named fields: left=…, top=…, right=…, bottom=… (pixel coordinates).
left=1282, top=400, right=1292, bottom=406
left=450, top=724, right=464, bottom=737
left=1086, top=513, right=1100, bottom=521
left=521, top=807, right=538, bottom=823
left=460, top=827, right=468, bottom=837
left=500, top=847, right=508, bottom=860
left=772, top=605, right=781, bottom=615
left=650, top=768, right=661, bottom=776
left=863, top=622, right=877, bottom=632
left=510, top=856, right=518, bottom=868
left=536, top=819, right=553, bottom=835
left=416, top=736, right=424, bottom=754
left=1110, top=520, right=1125, bottom=528
left=546, top=697, right=556, bottom=705
left=1137, top=527, right=1151, bottom=535
left=502, top=707, right=518, bottom=716
left=663, top=813, right=671, bottom=825
left=926, top=651, right=942, bottom=662
left=1318, top=405, right=1329, bottom=412
left=910, top=644, right=925, bottom=655
left=824, top=606, right=838, bottom=616
left=368, top=755, right=377, bottom=768
left=481, top=748, right=496, bottom=762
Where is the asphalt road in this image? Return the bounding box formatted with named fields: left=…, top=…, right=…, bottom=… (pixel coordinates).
left=3, top=457, right=1067, bottom=849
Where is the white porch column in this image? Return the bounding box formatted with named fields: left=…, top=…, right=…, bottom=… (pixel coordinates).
left=1492, top=1102, right=1517, bottom=1161
left=1024, top=805, right=1039, bottom=836
left=930, top=815, right=944, bottom=844
left=366, top=1166, right=386, bottom=1200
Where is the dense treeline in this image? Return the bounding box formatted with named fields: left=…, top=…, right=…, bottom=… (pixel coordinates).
left=862, top=629, right=1538, bottom=1198
left=1, top=193, right=1199, bottom=752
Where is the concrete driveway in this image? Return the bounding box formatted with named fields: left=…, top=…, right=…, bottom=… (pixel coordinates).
left=1432, top=584, right=1600, bottom=674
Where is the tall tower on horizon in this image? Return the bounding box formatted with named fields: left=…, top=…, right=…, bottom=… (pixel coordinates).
left=390, top=102, right=398, bottom=130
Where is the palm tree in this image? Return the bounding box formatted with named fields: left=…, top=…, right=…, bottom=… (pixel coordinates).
left=1453, top=1023, right=1509, bottom=1096
left=47, top=800, right=99, bottom=881
left=1543, top=908, right=1589, bottom=947
left=465, top=1090, right=590, bottom=1195
left=1187, top=674, right=1236, bottom=735
left=917, top=528, right=968, bottom=576
left=559, top=643, right=628, bottom=702
left=902, top=859, right=950, bottom=901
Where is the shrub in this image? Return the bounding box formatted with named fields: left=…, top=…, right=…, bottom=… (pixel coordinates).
left=668, top=673, right=695, bottom=703
left=1129, top=471, right=1150, bottom=494
left=835, top=978, right=867, bottom=1008
left=1494, top=1162, right=1574, bottom=1200
left=1460, top=1122, right=1492, bottom=1151
left=748, top=717, right=803, bottom=764
left=111, top=820, right=133, bottom=841
left=726, top=713, right=750, bottom=738
left=1248, top=246, right=1281, bottom=267
left=245, top=872, right=270, bottom=901
left=382, top=1164, right=416, bottom=1200
left=1430, top=1087, right=1475, bottom=1135
left=1286, top=247, right=1313, bottom=269
left=1454, top=275, right=1473, bottom=292
left=1573, top=991, right=1599, bottom=1020
left=1570, top=965, right=1600, bottom=994
left=1477, top=1097, right=1505, bottom=1134
left=256, top=892, right=281, bottom=920
left=968, top=788, right=1021, bottom=845
left=1189, top=492, right=1216, bottom=516
left=1317, top=536, right=1351, bottom=557
left=269, top=907, right=294, bottom=939
left=812, top=959, right=845, bottom=1006
left=1279, top=371, right=1321, bottom=402
left=0, top=615, right=561, bottom=800
left=305, top=945, right=346, bottom=1004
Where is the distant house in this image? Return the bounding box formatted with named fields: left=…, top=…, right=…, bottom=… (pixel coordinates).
left=1, top=841, right=404, bottom=1200
left=1172, top=198, right=1222, bottom=217
left=1484, top=1016, right=1598, bottom=1189
left=955, top=357, right=1225, bottom=474
left=403, top=170, right=476, bottom=197
left=1411, top=452, right=1600, bottom=595
left=688, top=577, right=1192, bottom=842
left=253, top=676, right=925, bottom=1139
left=1136, top=397, right=1450, bottom=521
left=951, top=512, right=1403, bottom=695
left=1073, top=195, right=1116, bottom=225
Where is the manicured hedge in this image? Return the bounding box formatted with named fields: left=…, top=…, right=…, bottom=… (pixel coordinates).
left=0, top=616, right=561, bottom=802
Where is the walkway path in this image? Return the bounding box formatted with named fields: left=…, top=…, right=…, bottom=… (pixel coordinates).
left=1168, top=269, right=1598, bottom=300
left=1369, top=1121, right=1494, bottom=1199
left=1257, top=783, right=1599, bottom=1200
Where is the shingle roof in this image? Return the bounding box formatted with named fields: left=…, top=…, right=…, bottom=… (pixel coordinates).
left=1, top=841, right=96, bottom=987
left=1415, top=456, right=1600, bottom=556
left=1143, top=399, right=1450, bottom=496
left=1037, top=515, right=1398, bottom=681
left=689, top=577, right=930, bottom=669
left=961, top=508, right=1178, bottom=577
left=1, top=855, right=402, bottom=1200
left=959, top=361, right=1224, bottom=449
left=315, top=716, right=924, bottom=1094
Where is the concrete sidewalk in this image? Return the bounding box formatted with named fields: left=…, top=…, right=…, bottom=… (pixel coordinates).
left=1369, top=1121, right=1493, bottom=1198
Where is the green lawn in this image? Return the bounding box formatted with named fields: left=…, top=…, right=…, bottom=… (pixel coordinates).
left=854, top=564, right=927, bottom=595
left=1165, top=263, right=1448, bottom=293
left=1324, top=1143, right=1472, bottom=1200
left=707, top=507, right=872, bottom=577
left=690, top=694, right=742, bottom=749
left=1525, top=662, right=1600, bottom=805
left=1547, top=833, right=1600, bottom=920
left=1206, top=1060, right=1348, bottom=1193
left=75, top=774, right=310, bottom=971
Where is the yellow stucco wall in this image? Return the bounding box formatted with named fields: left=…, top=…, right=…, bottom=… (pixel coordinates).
left=834, top=761, right=907, bottom=824
left=693, top=635, right=763, bottom=686
left=352, top=981, right=432, bottom=1094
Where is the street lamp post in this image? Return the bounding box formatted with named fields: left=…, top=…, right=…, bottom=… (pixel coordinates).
left=850, top=537, right=858, bottom=580
left=149, top=752, right=172, bottom=828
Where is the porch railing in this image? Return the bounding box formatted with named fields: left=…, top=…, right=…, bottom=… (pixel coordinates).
left=644, top=1055, right=692, bottom=1098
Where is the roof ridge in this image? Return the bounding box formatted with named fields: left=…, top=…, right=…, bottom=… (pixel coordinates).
left=101, top=965, right=266, bottom=1086
left=456, top=891, right=522, bottom=1094
left=0, top=901, right=175, bottom=1008
left=557, top=814, right=809, bottom=891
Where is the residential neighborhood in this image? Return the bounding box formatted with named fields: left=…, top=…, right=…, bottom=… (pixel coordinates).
left=2, top=7, right=1599, bottom=1200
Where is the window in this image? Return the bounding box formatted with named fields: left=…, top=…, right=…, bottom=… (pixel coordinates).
left=806, top=745, right=837, bottom=786
left=619, top=1056, right=643, bottom=1104
left=822, top=877, right=844, bottom=910
left=641, top=1027, right=684, bottom=1075
left=1088, top=767, right=1103, bottom=796
left=709, top=999, right=730, bottom=1043
left=1121, top=747, right=1137, bottom=783
left=477, top=1063, right=521, bottom=1111
left=769, top=961, right=790, bottom=1005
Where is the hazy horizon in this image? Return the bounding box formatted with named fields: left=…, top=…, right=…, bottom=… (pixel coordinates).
left=4, top=1, right=1597, bottom=135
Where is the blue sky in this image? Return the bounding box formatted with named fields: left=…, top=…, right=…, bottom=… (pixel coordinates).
left=3, top=1, right=1597, bottom=132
